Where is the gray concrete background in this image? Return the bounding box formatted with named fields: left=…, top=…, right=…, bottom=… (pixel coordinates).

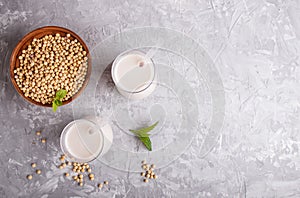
left=0, top=0, right=300, bottom=197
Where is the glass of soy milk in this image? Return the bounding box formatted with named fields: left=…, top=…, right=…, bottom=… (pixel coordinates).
left=111, top=49, right=157, bottom=99
left=60, top=119, right=112, bottom=163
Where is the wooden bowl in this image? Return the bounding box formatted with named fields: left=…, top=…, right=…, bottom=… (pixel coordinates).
left=10, top=26, right=91, bottom=107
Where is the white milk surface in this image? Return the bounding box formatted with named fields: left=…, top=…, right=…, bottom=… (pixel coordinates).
left=63, top=120, right=103, bottom=161
left=114, top=53, right=155, bottom=92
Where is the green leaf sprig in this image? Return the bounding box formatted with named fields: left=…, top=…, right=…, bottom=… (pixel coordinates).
left=52, top=89, right=67, bottom=112
left=129, top=121, right=158, bottom=151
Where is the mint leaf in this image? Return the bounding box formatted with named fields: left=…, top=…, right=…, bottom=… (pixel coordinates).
left=138, top=137, right=152, bottom=151
left=129, top=130, right=150, bottom=137
left=52, top=89, right=67, bottom=112
left=54, top=99, right=62, bottom=106
left=55, top=89, right=67, bottom=100
left=129, top=121, right=158, bottom=137
left=52, top=101, right=58, bottom=112
left=52, top=99, right=62, bottom=112
left=129, top=121, right=158, bottom=151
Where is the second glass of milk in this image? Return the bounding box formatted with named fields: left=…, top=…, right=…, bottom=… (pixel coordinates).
left=111, top=49, right=157, bottom=99
left=60, top=119, right=113, bottom=163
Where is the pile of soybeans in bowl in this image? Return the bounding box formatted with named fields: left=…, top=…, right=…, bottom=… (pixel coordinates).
left=13, top=33, right=88, bottom=105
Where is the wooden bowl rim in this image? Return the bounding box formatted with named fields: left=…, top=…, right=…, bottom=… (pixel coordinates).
left=10, top=26, right=91, bottom=107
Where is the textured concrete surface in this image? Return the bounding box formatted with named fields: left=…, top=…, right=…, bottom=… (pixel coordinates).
left=1, top=0, right=300, bottom=197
